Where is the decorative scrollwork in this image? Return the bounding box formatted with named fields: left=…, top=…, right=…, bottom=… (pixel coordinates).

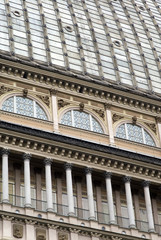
left=37, top=95, right=50, bottom=107
left=145, top=122, right=156, bottom=134
left=0, top=85, right=13, bottom=96
left=58, top=99, right=70, bottom=110
left=112, top=113, right=124, bottom=123
left=93, top=109, right=105, bottom=119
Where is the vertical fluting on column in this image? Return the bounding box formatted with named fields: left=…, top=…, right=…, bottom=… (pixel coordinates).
left=104, top=103, right=115, bottom=145
left=65, top=163, right=75, bottom=216
left=75, top=176, right=83, bottom=219
left=50, top=89, right=59, bottom=133
left=44, top=158, right=53, bottom=211
left=105, top=172, right=115, bottom=224
left=85, top=167, right=95, bottom=220
left=55, top=172, right=63, bottom=215
left=123, top=176, right=136, bottom=228
left=2, top=149, right=9, bottom=203
left=14, top=163, right=21, bottom=206
left=23, top=153, right=32, bottom=207
left=143, top=181, right=155, bottom=232
left=34, top=167, right=42, bottom=211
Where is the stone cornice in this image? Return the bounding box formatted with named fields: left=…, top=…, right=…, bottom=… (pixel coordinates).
left=1, top=58, right=161, bottom=117
left=0, top=211, right=146, bottom=240
left=0, top=121, right=161, bottom=183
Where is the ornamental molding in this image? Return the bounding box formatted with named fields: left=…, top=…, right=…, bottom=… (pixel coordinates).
left=112, top=113, right=124, bottom=123
left=1, top=59, right=161, bottom=117
left=0, top=119, right=160, bottom=182
left=0, top=85, right=13, bottom=96
left=93, top=109, right=105, bottom=119
left=58, top=99, right=70, bottom=110
left=145, top=122, right=156, bottom=134
left=37, top=95, right=50, bottom=107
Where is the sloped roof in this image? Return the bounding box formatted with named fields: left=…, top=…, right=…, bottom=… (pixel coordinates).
left=1, top=0, right=161, bottom=96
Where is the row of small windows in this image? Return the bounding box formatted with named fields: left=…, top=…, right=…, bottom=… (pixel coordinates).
left=1, top=96, right=156, bottom=147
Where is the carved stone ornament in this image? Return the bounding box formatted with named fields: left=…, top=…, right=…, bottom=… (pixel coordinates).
left=0, top=85, right=13, bottom=95
left=145, top=122, right=156, bottom=134
left=112, top=113, right=124, bottom=123
left=58, top=232, right=68, bottom=240
left=13, top=224, right=23, bottom=239
left=156, top=116, right=161, bottom=124
left=93, top=109, right=105, bottom=119
left=79, top=102, right=84, bottom=112
left=37, top=95, right=50, bottom=107
left=104, top=103, right=112, bottom=110
left=132, top=116, right=137, bottom=125
left=23, top=88, right=28, bottom=98
left=58, top=99, right=70, bottom=110
left=36, top=229, right=46, bottom=240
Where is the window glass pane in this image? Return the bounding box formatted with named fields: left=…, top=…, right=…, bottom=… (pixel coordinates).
left=144, top=130, right=155, bottom=146
left=2, top=97, right=14, bottom=112
left=36, top=103, right=47, bottom=120
left=73, top=111, right=90, bottom=130
left=92, top=116, right=103, bottom=133
left=61, top=111, right=72, bottom=126
left=116, top=124, right=126, bottom=139
left=127, top=124, right=143, bottom=143
left=16, top=97, right=34, bottom=117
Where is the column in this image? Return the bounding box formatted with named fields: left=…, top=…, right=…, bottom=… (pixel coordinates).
left=85, top=167, right=95, bottom=220
left=143, top=181, right=155, bottom=232
left=151, top=193, right=159, bottom=234
left=55, top=172, right=63, bottom=214
left=75, top=176, right=83, bottom=218
left=23, top=153, right=31, bottom=207
left=104, top=103, right=115, bottom=145
left=124, top=176, right=136, bottom=228
left=95, top=181, right=103, bottom=223
left=2, top=149, right=9, bottom=203
left=156, top=117, right=161, bottom=147
left=44, top=158, right=53, bottom=211
left=105, top=172, right=115, bottom=224
left=133, top=189, right=141, bottom=230
left=65, top=163, right=75, bottom=216
left=50, top=89, right=59, bottom=133
left=34, top=168, right=42, bottom=211
left=14, top=163, right=21, bottom=206
left=114, top=185, right=122, bottom=226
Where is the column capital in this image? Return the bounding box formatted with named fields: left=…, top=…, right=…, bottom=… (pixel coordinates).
left=104, top=103, right=112, bottom=110
left=85, top=167, right=92, bottom=174
left=44, top=158, right=53, bottom=165
left=156, top=116, right=161, bottom=123
left=23, top=153, right=31, bottom=160
left=143, top=180, right=150, bottom=187
left=50, top=88, right=57, bottom=96
left=123, top=176, right=131, bottom=183
left=65, top=162, right=72, bottom=170
left=1, top=148, right=9, bottom=156
left=105, top=171, right=112, bottom=179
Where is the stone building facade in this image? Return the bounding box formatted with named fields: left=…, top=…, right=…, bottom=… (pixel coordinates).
left=0, top=0, right=161, bottom=239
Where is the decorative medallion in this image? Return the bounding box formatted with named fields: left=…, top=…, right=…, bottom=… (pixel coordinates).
left=58, top=232, right=68, bottom=240
left=37, top=95, right=50, bottom=107
left=145, top=122, right=156, bottom=134
left=58, top=99, right=70, bottom=109
left=79, top=102, right=84, bottom=112
left=36, top=229, right=46, bottom=240
left=112, top=113, right=124, bottom=123
left=0, top=85, right=13, bottom=96
left=93, top=109, right=105, bottom=119
left=13, top=224, right=23, bottom=239
left=132, top=116, right=137, bottom=125
left=23, top=88, right=28, bottom=98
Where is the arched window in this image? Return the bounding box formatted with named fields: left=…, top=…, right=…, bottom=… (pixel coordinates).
left=116, top=123, right=155, bottom=146
left=2, top=96, right=48, bottom=120
left=61, top=110, right=103, bottom=133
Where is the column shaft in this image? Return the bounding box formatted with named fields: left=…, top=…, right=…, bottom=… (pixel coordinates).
left=2, top=149, right=9, bottom=203
left=24, top=154, right=31, bottom=207
left=105, top=173, right=115, bottom=224
left=44, top=159, right=53, bottom=211
left=86, top=168, right=95, bottom=220
left=51, top=90, right=59, bottom=133
left=143, top=182, right=155, bottom=232
left=65, top=163, right=75, bottom=215
left=124, top=177, right=136, bottom=228
left=105, top=105, right=115, bottom=145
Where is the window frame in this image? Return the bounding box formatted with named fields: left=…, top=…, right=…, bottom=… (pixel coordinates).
left=115, top=121, right=157, bottom=147
left=1, top=93, right=50, bottom=121
left=60, top=108, right=106, bottom=134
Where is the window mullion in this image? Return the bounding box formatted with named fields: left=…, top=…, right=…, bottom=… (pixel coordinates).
left=14, top=96, right=16, bottom=113
left=142, top=128, right=146, bottom=144
left=71, top=110, right=74, bottom=127
left=89, top=114, right=93, bottom=131
left=33, top=101, right=36, bottom=118
left=125, top=123, right=128, bottom=140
